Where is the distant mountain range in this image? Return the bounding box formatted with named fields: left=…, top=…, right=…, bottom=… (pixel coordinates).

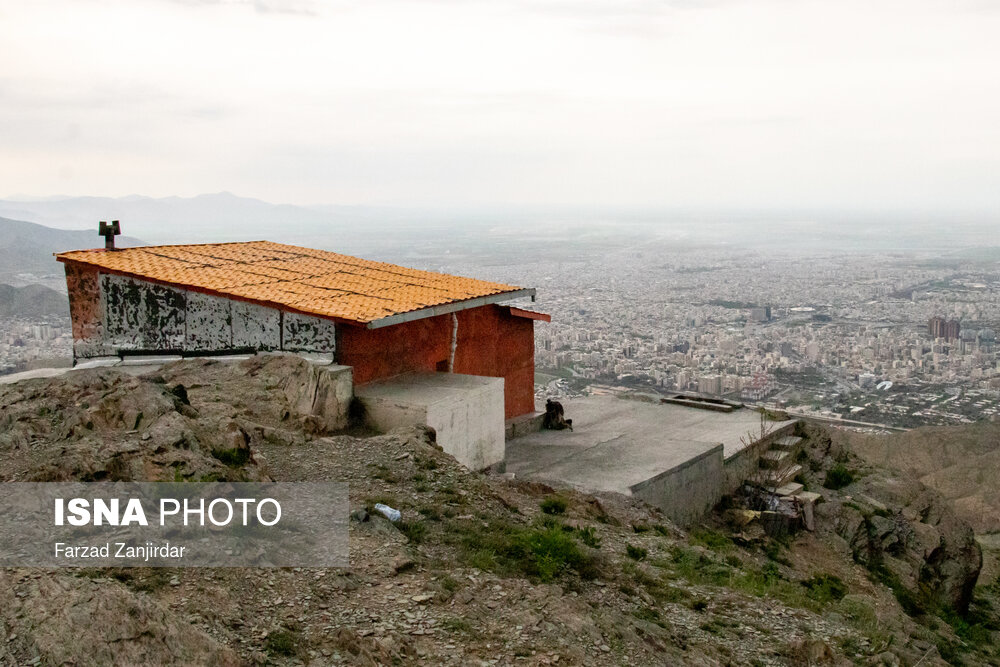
left=0, top=216, right=145, bottom=283
left=0, top=283, right=68, bottom=319
left=0, top=192, right=414, bottom=247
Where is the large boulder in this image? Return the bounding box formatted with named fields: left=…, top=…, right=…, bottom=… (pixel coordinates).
left=828, top=476, right=981, bottom=615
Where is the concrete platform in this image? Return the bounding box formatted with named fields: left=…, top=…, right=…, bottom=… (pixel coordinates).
left=506, top=395, right=796, bottom=524
left=355, top=372, right=505, bottom=471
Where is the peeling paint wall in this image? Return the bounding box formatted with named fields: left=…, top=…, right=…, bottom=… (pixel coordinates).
left=232, top=300, right=280, bottom=350
left=102, top=274, right=185, bottom=351
left=64, top=266, right=337, bottom=359
left=283, top=311, right=337, bottom=352
left=186, top=291, right=232, bottom=350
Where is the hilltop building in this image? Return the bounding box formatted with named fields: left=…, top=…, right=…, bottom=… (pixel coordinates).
left=57, top=239, right=549, bottom=469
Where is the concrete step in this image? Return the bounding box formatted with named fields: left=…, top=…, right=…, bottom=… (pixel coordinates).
left=772, top=435, right=803, bottom=451
left=771, top=482, right=804, bottom=497
left=766, top=464, right=802, bottom=487
left=794, top=490, right=823, bottom=504
left=759, top=450, right=791, bottom=469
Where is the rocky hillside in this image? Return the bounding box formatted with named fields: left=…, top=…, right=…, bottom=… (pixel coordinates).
left=0, top=357, right=997, bottom=665
left=0, top=283, right=68, bottom=319
left=837, top=422, right=1000, bottom=535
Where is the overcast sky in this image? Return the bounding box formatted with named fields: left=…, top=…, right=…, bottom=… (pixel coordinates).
left=2, top=0, right=998, bottom=212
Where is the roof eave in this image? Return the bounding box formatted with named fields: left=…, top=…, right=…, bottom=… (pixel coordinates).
left=365, top=288, right=537, bottom=329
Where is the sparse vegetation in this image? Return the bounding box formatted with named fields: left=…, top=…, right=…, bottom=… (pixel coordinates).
left=264, top=629, right=301, bottom=657
left=626, top=544, right=648, bottom=561
left=450, top=517, right=600, bottom=582
left=576, top=525, right=601, bottom=548
left=540, top=496, right=568, bottom=515
left=690, top=527, right=733, bottom=552
left=801, top=574, right=848, bottom=603
left=823, top=463, right=855, bottom=490
left=210, top=446, right=250, bottom=467
left=397, top=519, right=428, bottom=543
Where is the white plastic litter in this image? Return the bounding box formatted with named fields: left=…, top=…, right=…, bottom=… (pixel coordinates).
left=374, top=503, right=401, bottom=522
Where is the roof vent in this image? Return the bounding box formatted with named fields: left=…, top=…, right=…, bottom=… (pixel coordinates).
left=98, top=220, right=121, bottom=250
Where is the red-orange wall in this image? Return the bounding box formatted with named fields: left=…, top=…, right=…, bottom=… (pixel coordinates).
left=65, top=263, right=102, bottom=343
left=337, top=305, right=536, bottom=419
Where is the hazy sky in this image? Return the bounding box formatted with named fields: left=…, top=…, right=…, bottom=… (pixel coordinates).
left=2, top=0, right=999, bottom=212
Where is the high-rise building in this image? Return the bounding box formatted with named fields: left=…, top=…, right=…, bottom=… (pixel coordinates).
left=698, top=375, right=722, bottom=395
left=929, top=316, right=961, bottom=341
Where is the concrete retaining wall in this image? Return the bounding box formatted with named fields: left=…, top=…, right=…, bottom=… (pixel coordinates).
left=630, top=445, right=725, bottom=526
left=356, top=373, right=505, bottom=471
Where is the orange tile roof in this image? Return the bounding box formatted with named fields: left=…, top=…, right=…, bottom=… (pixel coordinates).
left=56, top=240, right=533, bottom=327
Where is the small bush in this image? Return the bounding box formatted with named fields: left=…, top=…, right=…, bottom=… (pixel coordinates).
left=417, top=506, right=441, bottom=521
left=417, top=456, right=438, bottom=471
left=626, top=544, right=648, bottom=561
left=801, top=574, right=848, bottom=603
left=265, top=629, right=301, bottom=657
left=690, top=527, right=733, bottom=552
left=451, top=519, right=599, bottom=582
left=764, top=540, right=792, bottom=567
left=540, top=497, right=568, bottom=515
left=397, top=520, right=428, bottom=544
left=823, top=464, right=855, bottom=490
left=211, top=447, right=250, bottom=468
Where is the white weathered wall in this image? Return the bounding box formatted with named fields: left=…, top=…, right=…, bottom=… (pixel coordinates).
left=355, top=373, right=506, bottom=471
left=80, top=273, right=337, bottom=358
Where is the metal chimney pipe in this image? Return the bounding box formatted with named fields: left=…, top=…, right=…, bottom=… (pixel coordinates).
left=99, top=220, right=121, bottom=250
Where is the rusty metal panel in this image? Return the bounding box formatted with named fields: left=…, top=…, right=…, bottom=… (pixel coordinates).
left=185, top=290, right=233, bottom=350
left=101, top=274, right=186, bottom=351
left=282, top=311, right=337, bottom=353
left=232, top=299, right=280, bottom=350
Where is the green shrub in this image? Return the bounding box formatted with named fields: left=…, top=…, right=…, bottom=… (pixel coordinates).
left=397, top=520, right=428, bottom=544
left=540, top=496, right=568, bottom=515
left=823, top=463, right=855, bottom=490
left=211, top=447, right=250, bottom=467
left=626, top=544, right=648, bottom=561
left=451, top=519, right=598, bottom=582
left=690, top=527, right=733, bottom=552
left=265, top=629, right=301, bottom=657
left=801, top=574, right=848, bottom=603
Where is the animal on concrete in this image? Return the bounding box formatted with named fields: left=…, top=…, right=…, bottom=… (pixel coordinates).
left=543, top=399, right=573, bottom=431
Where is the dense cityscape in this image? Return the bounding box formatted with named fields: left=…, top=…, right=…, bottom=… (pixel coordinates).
left=446, top=241, right=1000, bottom=430
left=0, top=315, right=71, bottom=376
